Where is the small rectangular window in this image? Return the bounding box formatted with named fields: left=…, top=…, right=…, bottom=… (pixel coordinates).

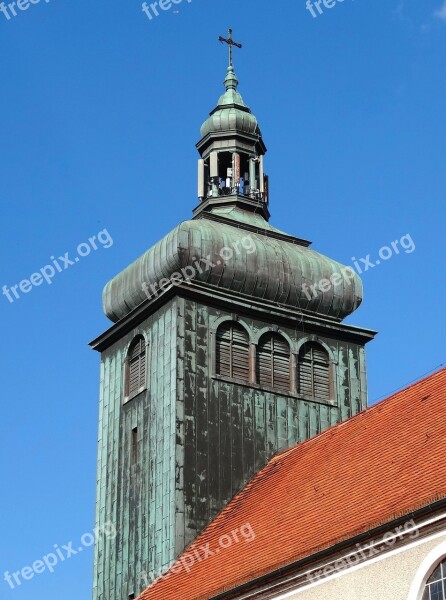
left=131, top=427, right=138, bottom=465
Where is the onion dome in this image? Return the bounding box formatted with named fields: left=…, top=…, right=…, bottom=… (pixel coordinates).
left=200, top=66, right=260, bottom=138
left=103, top=208, right=362, bottom=323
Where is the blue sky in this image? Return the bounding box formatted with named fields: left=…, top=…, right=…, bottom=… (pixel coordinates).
left=0, top=0, right=445, bottom=598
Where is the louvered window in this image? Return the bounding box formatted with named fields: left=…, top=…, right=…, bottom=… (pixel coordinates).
left=298, top=343, right=331, bottom=402
left=126, top=336, right=146, bottom=398
left=216, top=322, right=250, bottom=382
left=256, top=333, right=290, bottom=393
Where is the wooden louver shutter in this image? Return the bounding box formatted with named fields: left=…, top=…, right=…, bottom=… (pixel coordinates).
left=257, top=334, right=290, bottom=393
left=298, top=355, right=313, bottom=397
left=231, top=325, right=250, bottom=381
left=272, top=336, right=291, bottom=393
left=216, top=324, right=232, bottom=378
left=216, top=322, right=249, bottom=382
left=312, top=346, right=330, bottom=401
left=128, top=337, right=146, bottom=397
left=257, top=337, right=272, bottom=388
left=298, top=343, right=330, bottom=402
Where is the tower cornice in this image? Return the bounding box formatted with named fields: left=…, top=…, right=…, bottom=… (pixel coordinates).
left=90, top=282, right=377, bottom=353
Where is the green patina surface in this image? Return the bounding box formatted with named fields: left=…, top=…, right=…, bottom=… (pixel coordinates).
left=93, top=301, right=177, bottom=599
left=200, top=66, right=260, bottom=138
left=93, top=293, right=371, bottom=600
left=102, top=207, right=363, bottom=325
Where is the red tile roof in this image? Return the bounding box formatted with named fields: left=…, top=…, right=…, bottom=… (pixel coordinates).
left=139, top=367, right=446, bottom=600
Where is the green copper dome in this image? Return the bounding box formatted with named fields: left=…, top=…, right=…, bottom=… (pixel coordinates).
left=200, top=66, right=260, bottom=138
left=102, top=207, right=363, bottom=323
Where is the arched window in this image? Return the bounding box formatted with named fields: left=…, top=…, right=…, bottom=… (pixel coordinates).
left=256, top=333, right=290, bottom=393
left=423, top=558, right=446, bottom=599
left=298, top=342, right=331, bottom=402
left=125, top=336, right=146, bottom=399
left=216, top=322, right=250, bottom=382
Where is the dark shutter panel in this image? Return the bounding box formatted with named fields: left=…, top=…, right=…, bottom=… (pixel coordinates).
left=127, top=336, right=146, bottom=397
left=298, top=343, right=330, bottom=401
left=216, top=323, right=232, bottom=377
left=314, top=359, right=329, bottom=401
left=129, top=358, right=140, bottom=396
left=272, top=336, right=290, bottom=393
left=313, top=346, right=328, bottom=363
left=257, top=334, right=290, bottom=393
left=298, top=357, right=314, bottom=397
left=129, top=337, right=143, bottom=360
left=230, top=324, right=249, bottom=381
left=257, top=336, right=272, bottom=388
left=231, top=345, right=249, bottom=381
left=216, top=322, right=249, bottom=382
left=139, top=349, right=146, bottom=390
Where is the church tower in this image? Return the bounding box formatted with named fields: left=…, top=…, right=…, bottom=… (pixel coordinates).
left=90, top=31, right=376, bottom=600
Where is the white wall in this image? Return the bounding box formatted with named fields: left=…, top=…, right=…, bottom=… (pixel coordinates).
left=276, top=531, right=446, bottom=600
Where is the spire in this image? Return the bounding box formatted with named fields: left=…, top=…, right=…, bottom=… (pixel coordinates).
left=224, top=65, right=239, bottom=92
left=214, top=28, right=246, bottom=108
left=218, top=29, right=242, bottom=98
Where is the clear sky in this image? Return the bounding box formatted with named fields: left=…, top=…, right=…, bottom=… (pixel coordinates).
left=0, top=0, right=445, bottom=598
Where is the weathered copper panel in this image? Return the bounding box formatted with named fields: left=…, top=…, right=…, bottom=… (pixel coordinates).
left=93, top=301, right=178, bottom=600
left=103, top=212, right=363, bottom=324
left=177, top=297, right=371, bottom=547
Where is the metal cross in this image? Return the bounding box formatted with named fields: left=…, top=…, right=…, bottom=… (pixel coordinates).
left=218, top=28, right=242, bottom=68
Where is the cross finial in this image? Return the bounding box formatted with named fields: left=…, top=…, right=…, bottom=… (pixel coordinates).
left=218, top=28, right=242, bottom=68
